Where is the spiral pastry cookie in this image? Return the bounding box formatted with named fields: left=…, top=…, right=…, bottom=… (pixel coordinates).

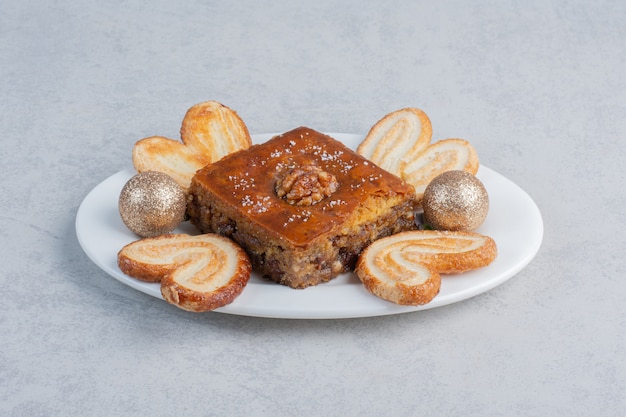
left=133, top=101, right=251, bottom=190
left=118, top=233, right=251, bottom=312
left=357, top=108, right=479, bottom=205
left=357, top=107, right=432, bottom=176
left=355, top=230, right=497, bottom=305
left=401, top=138, right=478, bottom=204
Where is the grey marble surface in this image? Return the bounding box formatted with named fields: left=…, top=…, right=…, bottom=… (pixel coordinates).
left=2, top=1, right=625, bottom=416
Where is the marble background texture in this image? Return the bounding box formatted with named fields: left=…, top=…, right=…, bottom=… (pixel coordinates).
left=1, top=1, right=625, bottom=416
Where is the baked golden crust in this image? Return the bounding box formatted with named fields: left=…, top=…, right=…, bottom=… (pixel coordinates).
left=117, top=233, right=251, bottom=312
left=187, top=127, right=418, bottom=288
left=132, top=101, right=251, bottom=190
left=180, top=101, right=252, bottom=163
left=132, top=136, right=206, bottom=193
left=357, top=108, right=479, bottom=206
left=355, top=230, right=497, bottom=305
left=401, top=139, right=479, bottom=205
left=394, top=230, right=497, bottom=273
left=357, top=107, right=432, bottom=175
left=357, top=260, right=441, bottom=306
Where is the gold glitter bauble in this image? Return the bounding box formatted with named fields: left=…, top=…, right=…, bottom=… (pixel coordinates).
left=422, top=170, right=489, bottom=231
left=119, top=171, right=187, bottom=238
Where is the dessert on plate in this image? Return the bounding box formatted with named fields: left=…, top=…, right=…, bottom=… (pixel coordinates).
left=115, top=101, right=498, bottom=312
left=187, top=126, right=419, bottom=288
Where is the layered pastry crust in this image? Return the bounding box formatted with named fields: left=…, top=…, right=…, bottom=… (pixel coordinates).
left=187, top=127, right=418, bottom=288
left=118, top=233, right=252, bottom=312
left=355, top=230, right=497, bottom=305
left=357, top=107, right=479, bottom=206
left=132, top=101, right=251, bottom=190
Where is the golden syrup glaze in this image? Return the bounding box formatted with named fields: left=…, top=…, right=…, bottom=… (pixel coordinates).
left=190, top=127, right=416, bottom=246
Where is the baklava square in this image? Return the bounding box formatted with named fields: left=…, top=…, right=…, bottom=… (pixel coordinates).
left=188, top=127, right=417, bottom=288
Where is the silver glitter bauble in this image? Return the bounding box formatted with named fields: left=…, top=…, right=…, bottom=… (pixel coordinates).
left=422, top=170, right=489, bottom=231
left=119, top=171, right=187, bottom=237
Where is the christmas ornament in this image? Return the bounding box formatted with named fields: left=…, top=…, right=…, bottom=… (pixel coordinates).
left=119, top=171, right=187, bottom=237
left=422, top=170, right=488, bottom=231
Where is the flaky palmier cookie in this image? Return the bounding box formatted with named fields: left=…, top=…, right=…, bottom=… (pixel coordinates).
left=131, top=136, right=206, bottom=190
left=355, top=230, right=497, bottom=306
left=118, top=233, right=251, bottom=312
left=133, top=101, right=251, bottom=190
left=357, top=108, right=479, bottom=205
left=401, top=138, right=479, bottom=204
left=356, top=108, right=432, bottom=176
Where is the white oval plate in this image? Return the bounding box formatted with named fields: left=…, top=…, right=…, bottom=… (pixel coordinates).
left=76, top=133, right=543, bottom=319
